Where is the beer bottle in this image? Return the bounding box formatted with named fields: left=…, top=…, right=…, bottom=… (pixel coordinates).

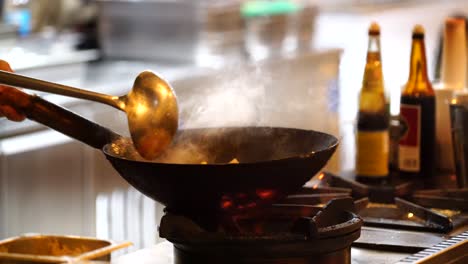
left=398, top=25, right=435, bottom=178
left=356, top=22, right=389, bottom=184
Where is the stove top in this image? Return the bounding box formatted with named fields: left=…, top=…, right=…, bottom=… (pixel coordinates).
left=114, top=171, right=468, bottom=264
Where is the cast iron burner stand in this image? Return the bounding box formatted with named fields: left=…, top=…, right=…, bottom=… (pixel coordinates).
left=309, top=172, right=468, bottom=233
left=159, top=197, right=362, bottom=264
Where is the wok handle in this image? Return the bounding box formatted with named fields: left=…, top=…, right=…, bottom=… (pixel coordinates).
left=3, top=88, right=121, bottom=149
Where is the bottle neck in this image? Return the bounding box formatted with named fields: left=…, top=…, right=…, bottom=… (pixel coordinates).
left=407, top=37, right=431, bottom=87
left=362, top=34, right=384, bottom=90
left=360, top=34, right=386, bottom=113
left=366, top=35, right=381, bottom=61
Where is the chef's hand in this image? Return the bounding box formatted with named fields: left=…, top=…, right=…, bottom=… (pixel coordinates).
left=0, top=60, right=26, bottom=122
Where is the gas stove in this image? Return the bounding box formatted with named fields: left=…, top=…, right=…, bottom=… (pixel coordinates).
left=115, top=172, right=468, bottom=264
left=160, top=197, right=361, bottom=264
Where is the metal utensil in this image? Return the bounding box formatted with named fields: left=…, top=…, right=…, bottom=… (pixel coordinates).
left=0, top=70, right=178, bottom=160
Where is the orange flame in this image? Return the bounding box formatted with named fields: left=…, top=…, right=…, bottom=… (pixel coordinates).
left=221, top=200, right=233, bottom=209
left=318, top=173, right=325, bottom=180
left=256, top=189, right=275, bottom=199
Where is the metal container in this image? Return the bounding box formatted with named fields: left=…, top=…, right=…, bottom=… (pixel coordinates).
left=0, top=234, right=131, bottom=263
left=450, top=101, right=468, bottom=188
left=97, top=0, right=247, bottom=64
left=97, top=0, right=203, bottom=62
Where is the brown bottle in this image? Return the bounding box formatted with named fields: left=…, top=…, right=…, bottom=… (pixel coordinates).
left=356, top=22, right=389, bottom=184
left=398, top=25, right=435, bottom=178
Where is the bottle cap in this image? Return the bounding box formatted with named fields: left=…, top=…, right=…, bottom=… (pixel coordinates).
left=445, top=17, right=465, bottom=29
left=369, top=22, right=380, bottom=35
left=412, top=24, right=425, bottom=38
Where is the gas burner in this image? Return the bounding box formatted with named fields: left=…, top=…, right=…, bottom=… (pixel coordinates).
left=159, top=198, right=362, bottom=264
left=309, top=172, right=468, bottom=233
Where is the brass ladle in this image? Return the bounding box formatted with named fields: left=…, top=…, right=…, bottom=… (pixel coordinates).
left=0, top=70, right=178, bottom=160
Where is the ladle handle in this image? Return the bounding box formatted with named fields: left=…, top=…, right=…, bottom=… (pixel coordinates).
left=3, top=88, right=121, bottom=149
left=0, top=70, right=123, bottom=110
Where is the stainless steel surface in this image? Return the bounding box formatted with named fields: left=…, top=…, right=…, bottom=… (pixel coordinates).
left=0, top=234, right=131, bottom=263
left=0, top=70, right=179, bottom=160
left=97, top=0, right=202, bottom=62
left=351, top=247, right=409, bottom=264
left=450, top=103, right=468, bottom=188
left=395, top=231, right=468, bottom=264
left=354, top=227, right=446, bottom=250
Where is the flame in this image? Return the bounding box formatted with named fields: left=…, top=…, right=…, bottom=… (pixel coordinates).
left=221, top=200, right=233, bottom=209
left=256, top=189, right=274, bottom=199
left=318, top=173, right=325, bottom=180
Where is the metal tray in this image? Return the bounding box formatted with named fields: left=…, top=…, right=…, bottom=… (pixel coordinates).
left=0, top=234, right=132, bottom=263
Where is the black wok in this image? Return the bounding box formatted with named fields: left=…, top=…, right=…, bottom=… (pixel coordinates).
left=6, top=91, right=338, bottom=229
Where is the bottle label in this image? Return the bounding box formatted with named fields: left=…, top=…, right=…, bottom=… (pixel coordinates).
left=356, top=130, right=389, bottom=177
left=398, top=104, right=421, bottom=172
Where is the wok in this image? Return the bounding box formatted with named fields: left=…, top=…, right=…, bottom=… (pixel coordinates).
left=5, top=90, right=338, bottom=229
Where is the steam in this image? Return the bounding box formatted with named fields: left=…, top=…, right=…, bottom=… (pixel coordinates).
left=109, top=58, right=332, bottom=164
left=180, top=64, right=271, bottom=129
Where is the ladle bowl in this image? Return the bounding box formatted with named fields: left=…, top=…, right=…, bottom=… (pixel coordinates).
left=0, top=70, right=178, bottom=160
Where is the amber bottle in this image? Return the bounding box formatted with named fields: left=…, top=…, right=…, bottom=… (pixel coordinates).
left=398, top=25, right=435, bottom=178
left=356, top=22, right=389, bottom=184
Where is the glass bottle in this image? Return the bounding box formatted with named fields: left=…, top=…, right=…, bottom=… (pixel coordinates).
left=398, top=25, right=435, bottom=178
left=356, top=22, right=389, bottom=184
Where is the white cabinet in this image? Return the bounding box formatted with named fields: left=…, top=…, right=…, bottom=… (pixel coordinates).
left=0, top=131, right=93, bottom=237
left=0, top=105, right=163, bottom=252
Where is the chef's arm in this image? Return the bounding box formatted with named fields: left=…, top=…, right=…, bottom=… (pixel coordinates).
left=0, top=60, right=26, bottom=122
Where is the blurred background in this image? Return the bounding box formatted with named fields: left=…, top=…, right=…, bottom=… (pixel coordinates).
left=0, top=0, right=467, bottom=254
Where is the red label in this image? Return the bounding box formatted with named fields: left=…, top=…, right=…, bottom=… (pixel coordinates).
left=399, top=104, right=420, bottom=147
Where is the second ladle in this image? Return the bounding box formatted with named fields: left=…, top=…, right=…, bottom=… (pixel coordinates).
left=0, top=70, right=179, bottom=160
